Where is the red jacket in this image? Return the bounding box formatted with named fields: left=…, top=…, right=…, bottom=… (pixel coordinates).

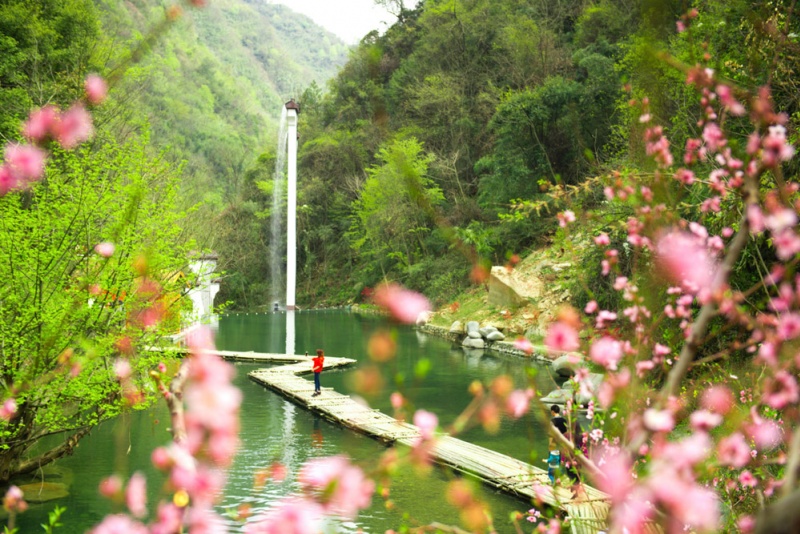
left=312, top=356, right=324, bottom=373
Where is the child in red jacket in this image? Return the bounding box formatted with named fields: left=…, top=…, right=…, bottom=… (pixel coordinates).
left=312, top=349, right=324, bottom=396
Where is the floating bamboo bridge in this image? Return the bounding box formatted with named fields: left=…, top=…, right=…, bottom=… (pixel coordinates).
left=173, top=349, right=620, bottom=534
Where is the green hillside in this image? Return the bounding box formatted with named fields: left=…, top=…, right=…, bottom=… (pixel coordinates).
left=92, top=0, right=349, bottom=215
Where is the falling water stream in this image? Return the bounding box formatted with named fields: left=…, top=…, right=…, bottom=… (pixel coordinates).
left=269, top=107, right=288, bottom=309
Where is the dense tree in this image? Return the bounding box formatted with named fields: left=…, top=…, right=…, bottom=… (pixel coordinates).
left=0, top=136, right=192, bottom=482
left=349, top=136, right=443, bottom=285
left=0, top=0, right=100, bottom=140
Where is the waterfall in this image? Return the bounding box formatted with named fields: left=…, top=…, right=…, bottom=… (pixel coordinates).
left=270, top=106, right=289, bottom=307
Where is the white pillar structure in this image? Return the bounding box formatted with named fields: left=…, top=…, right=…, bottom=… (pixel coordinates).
left=285, top=100, right=300, bottom=311
left=285, top=308, right=295, bottom=357
left=187, top=253, right=219, bottom=324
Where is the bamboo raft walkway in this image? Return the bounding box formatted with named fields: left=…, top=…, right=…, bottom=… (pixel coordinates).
left=185, top=350, right=614, bottom=534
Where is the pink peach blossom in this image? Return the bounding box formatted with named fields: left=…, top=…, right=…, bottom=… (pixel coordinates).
left=414, top=409, right=438, bottom=439
left=765, top=208, right=797, bottom=233
left=85, top=74, right=108, bottom=105
left=297, top=455, right=374, bottom=519
left=151, top=503, right=183, bottom=534
left=95, top=242, right=115, bottom=257
left=590, top=336, right=623, bottom=370
left=747, top=419, right=782, bottom=451
left=595, top=310, right=617, bottom=328
left=244, top=497, right=323, bottom=534
left=114, top=359, right=132, bottom=380
left=23, top=105, right=60, bottom=142
left=702, top=122, right=726, bottom=152
left=674, top=168, right=695, bottom=185
left=763, top=370, right=800, bottom=409
left=718, top=433, right=752, bottom=468
left=3, top=485, right=27, bottom=513
left=643, top=408, right=674, bottom=432
left=592, top=448, right=635, bottom=504
left=187, top=325, right=216, bottom=357
left=390, top=391, right=404, bottom=409
left=738, top=515, right=756, bottom=533
left=557, top=210, right=576, bottom=227
left=716, top=85, right=745, bottom=115
left=739, top=470, right=758, bottom=488
left=4, top=143, right=46, bottom=181
left=89, top=514, right=148, bottom=534
left=125, top=472, right=147, bottom=518
left=55, top=104, right=94, bottom=149
left=761, top=125, right=795, bottom=166
left=689, top=410, right=722, bottom=431
left=0, top=164, right=18, bottom=194
left=701, top=385, right=734, bottom=414
left=611, top=490, right=654, bottom=534
left=99, top=475, right=122, bottom=498
left=0, top=398, right=17, bottom=421
left=372, top=283, right=431, bottom=324
left=655, top=230, right=717, bottom=291
left=777, top=313, right=800, bottom=340
left=506, top=389, right=531, bottom=418
left=513, top=336, right=534, bottom=355
left=747, top=205, right=765, bottom=233
left=544, top=321, right=580, bottom=352
left=773, top=228, right=800, bottom=260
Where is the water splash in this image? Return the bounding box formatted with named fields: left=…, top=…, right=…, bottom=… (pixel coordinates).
left=270, top=106, right=288, bottom=307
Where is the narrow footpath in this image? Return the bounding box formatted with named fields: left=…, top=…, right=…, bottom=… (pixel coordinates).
left=199, top=349, right=617, bottom=534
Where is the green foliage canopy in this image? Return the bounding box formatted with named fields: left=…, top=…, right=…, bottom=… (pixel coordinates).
left=0, top=136, right=192, bottom=482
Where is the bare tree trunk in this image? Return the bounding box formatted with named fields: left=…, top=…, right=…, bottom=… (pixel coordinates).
left=756, top=488, right=800, bottom=534
left=13, top=426, right=94, bottom=477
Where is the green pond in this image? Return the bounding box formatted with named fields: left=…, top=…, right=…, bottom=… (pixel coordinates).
left=17, top=310, right=560, bottom=532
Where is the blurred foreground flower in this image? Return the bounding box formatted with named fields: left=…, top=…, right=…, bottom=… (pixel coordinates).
left=297, top=455, right=375, bottom=520
left=655, top=230, right=718, bottom=294
left=372, top=282, right=431, bottom=324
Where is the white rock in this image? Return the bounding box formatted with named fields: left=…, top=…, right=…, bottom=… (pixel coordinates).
left=462, top=337, right=486, bottom=349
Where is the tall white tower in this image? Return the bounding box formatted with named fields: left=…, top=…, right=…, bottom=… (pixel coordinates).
left=285, top=99, right=300, bottom=311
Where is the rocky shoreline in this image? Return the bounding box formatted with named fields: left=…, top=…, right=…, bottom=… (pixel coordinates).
left=416, top=323, right=554, bottom=364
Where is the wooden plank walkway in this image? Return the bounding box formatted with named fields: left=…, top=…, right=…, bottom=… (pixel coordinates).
left=229, top=350, right=613, bottom=533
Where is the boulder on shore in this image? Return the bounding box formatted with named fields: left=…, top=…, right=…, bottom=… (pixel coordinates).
left=479, top=326, right=497, bottom=337
left=540, top=388, right=572, bottom=405
left=486, top=330, right=505, bottom=341
left=466, top=321, right=482, bottom=339
left=462, top=337, right=486, bottom=349
left=551, top=354, right=584, bottom=377
left=449, top=320, right=464, bottom=334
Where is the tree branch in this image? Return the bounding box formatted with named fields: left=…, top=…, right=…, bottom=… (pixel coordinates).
left=167, top=359, right=191, bottom=443
left=14, top=425, right=93, bottom=476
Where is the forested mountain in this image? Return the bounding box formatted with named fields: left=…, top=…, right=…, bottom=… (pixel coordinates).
left=92, top=0, right=349, bottom=214
left=214, top=0, right=799, bottom=311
